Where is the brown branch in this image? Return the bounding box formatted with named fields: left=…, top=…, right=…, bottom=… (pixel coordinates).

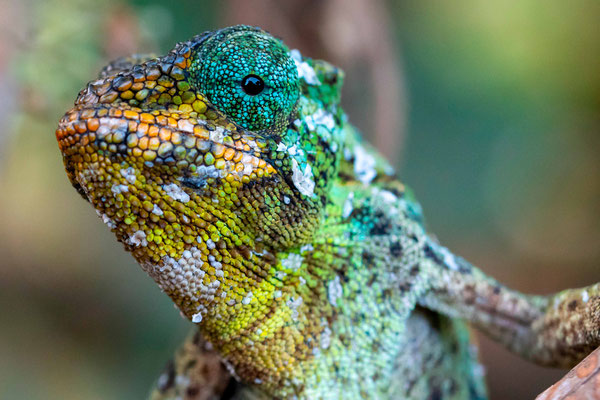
left=536, top=346, right=600, bottom=400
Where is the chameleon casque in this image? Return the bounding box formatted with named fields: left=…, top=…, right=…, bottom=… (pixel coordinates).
left=56, top=25, right=599, bottom=399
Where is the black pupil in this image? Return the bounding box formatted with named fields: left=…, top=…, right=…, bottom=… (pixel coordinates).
left=241, top=75, right=265, bottom=95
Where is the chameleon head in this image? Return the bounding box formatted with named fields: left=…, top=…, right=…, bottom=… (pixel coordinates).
left=56, top=25, right=345, bottom=383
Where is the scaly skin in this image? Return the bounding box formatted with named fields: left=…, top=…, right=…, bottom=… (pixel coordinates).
left=56, top=26, right=599, bottom=399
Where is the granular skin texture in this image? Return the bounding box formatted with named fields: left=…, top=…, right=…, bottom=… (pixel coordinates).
left=56, top=25, right=600, bottom=399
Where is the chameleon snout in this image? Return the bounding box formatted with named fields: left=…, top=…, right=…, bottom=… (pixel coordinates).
left=56, top=102, right=278, bottom=199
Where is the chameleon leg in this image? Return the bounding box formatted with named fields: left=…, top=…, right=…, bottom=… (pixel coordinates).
left=148, top=330, right=236, bottom=400
left=419, top=240, right=599, bottom=368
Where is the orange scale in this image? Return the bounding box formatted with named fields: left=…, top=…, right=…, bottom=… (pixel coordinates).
left=109, top=108, right=123, bottom=117
left=80, top=108, right=95, bottom=119
left=75, top=121, right=87, bottom=134
left=159, top=128, right=172, bottom=142
left=124, top=110, right=138, bottom=120
left=140, top=113, right=155, bottom=123
left=131, top=82, right=144, bottom=91
left=223, top=148, right=236, bottom=161
left=232, top=141, right=243, bottom=150
left=146, top=68, right=161, bottom=81
left=87, top=119, right=100, bottom=132
left=194, top=126, right=210, bottom=140
left=148, top=125, right=160, bottom=137
left=213, top=145, right=226, bottom=159
left=137, top=123, right=149, bottom=135
left=155, top=114, right=168, bottom=125
left=138, top=136, right=149, bottom=150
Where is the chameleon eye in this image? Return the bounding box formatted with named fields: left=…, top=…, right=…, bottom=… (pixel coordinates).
left=241, top=75, right=265, bottom=96
left=190, top=26, right=300, bottom=134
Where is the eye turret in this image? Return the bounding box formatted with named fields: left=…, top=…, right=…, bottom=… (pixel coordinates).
left=190, top=26, right=300, bottom=134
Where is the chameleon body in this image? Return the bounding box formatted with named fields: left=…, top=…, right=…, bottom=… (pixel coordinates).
left=56, top=26, right=600, bottom=399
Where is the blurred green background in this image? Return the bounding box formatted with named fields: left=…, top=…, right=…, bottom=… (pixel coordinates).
left=0, top=0, right=598, bottom=398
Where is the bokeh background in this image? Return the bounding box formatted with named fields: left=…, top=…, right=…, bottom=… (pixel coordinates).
left=0, top=0, right=598, bottom=398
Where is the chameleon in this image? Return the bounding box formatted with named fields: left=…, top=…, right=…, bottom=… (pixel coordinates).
left=55, top=25, right=599, bottom=399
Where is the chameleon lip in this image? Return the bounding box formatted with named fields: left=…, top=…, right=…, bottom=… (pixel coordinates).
left=56, top=102, right=279, bottom=199
left=57, top=106, right=250, bottom=156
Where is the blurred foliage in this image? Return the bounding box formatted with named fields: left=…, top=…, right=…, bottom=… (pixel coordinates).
left=0, top=1, right=597, bottom=399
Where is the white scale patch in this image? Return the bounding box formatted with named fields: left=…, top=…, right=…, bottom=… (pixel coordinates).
left=152, top=204, right=163, bottom=216
left=342, top=192, right=354, bottom=219
left=430, top=242, right=460, bottom=271
left=441, top=247, right=460, bottom=271
left=281, top=253, right=304, bottom=271
left=378, top=190, right=397, bottom=204
left=209, top=126, right=225, bottom=144
left=128, top=230, right=148, bottom=247
left=208, top=254, right=222, bottom=269
left=304, top=109, right=335, bottom=132
left=328, top=275, right=343, bottom=306
left=275, top=271, right=287, bottom=279
left=320, top=326, right=332, bottom=350
left=291, top=49, right=319, bottom=85
left=175, top=374, right=190, bottom=388
left=163, top=183, right=190, bottom=203
left=242, top=291, right=253, bottom=305
left=157, top=373, right=169, bottom=389
left=286, top=296, right=303, bottom=320
left=96, top=118, right=127, bottom=141
left=287, top=144, right=301, bottom=156
left=154, top=247, right=226, bottom=319
left=354, top=144, right=377, bottom=184
left=582, top=290, right=589, bottom=303
left=344, top=147, right=353, bottom=161
left=96, top=211, right=116, bottom=229
left=191, top=165, right=221, bottom=182
left=191, top=312, right=203, bottom=323
left=119, top=167, right=137, bottom=184
left=111, top=184, right=129, bottom=194
left=291, top=159, right=315, bottom=197
left=177, top=118, right=194, bottom=133
left=300, top=244, right=314, bottom=253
